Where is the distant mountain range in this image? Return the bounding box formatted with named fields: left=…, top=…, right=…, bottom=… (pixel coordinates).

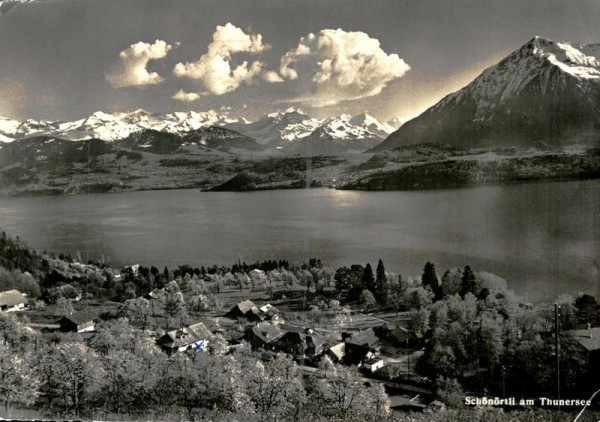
left=4, top=36, right=598, bottom=157
left=0, top=108, right=400, bottom=154
left=372, top=36, right=600, bottom=152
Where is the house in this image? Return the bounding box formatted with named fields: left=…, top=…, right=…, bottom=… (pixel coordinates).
left=274, top=325, right=327, bottom=358
left=362, top=356, right=386, bottom=373
left=224, top=300, right=258, bottom=320
left=245, top=321, right=284, bottom=350
left=58, top=310, right=98, bottom=333
left=259, top=304, right=281, bottom=321
left=224, top=300, right=280, bottom=322
left=157, top=322, right=212, bottom=356
left=0, top=289, right=28, bottom=312
left=345, top=328, right=380, bottom=364
left=327, top=342, right=346, bottom=363
left=570, top=326, right=600, bottom=375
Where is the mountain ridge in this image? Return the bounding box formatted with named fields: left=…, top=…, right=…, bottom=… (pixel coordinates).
left=372, top=36, right=600, bottom=152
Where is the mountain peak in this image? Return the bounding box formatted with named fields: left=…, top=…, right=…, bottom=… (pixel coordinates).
left=372, top=36, right=600, bottom=152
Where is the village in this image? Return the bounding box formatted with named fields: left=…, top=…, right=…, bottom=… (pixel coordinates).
left=1, top=261, right=434, bottom=413
left=1, top=230, right=600, bottom=420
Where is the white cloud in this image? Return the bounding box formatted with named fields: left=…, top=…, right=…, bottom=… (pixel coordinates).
left=263, top=70, right=284, bottom=83
left=172, top=90, right=201, bottom=102
left=106, top=40, right=172, bottom=88
left=173, top=23, right=269, bottom=95
left=277, top=28, right=410, bottom=105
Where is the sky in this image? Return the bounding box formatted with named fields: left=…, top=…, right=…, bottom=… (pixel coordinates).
left=0, top=0, right=599, bottom=122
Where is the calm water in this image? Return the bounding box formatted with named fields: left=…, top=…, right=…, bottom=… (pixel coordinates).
left=1, top=180, right=599, bottom=302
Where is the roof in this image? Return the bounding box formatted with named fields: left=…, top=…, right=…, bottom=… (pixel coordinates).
left=237, top=300, right=257, bottom=314
left=225, top=300, right=257, bottom=317
left=571, top=327, right=600, bottom=352
left=160, top=322, right=212, bottom=348
left=249, top=322, right=284, bottom=344
left=346, top=328, right=379, bottom=347
left=60, top=310, right=98, bottom=326
left=391, top=325, right=417, bottom=342
left=328, top=342, right=346, bottom=360
left=0, top=290, right=27, bottom=307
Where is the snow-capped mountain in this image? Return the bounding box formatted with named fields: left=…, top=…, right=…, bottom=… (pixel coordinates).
left=372, top=36, right=600, bottom=152
left=225, top=108, right=321, bottom=146
left=224, top=108, right=396, bottom=150
left=293, top=114, right=385, bottom=155
left=0, top=107, right=395, bottom=155
left=349, top=113, right=396, bottom=138
left=0, top=109, right=242, bottom=142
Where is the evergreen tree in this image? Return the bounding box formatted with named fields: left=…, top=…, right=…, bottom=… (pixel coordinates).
left=363, top=263, right=375, bottom=297
left=422, top=261, right=441, bottom=300
left=459, top=265, right=476, bottom=298
left=375, top=259, right=388, bottom=305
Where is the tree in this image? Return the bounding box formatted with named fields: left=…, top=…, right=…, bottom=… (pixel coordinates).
left=38, top=342, right=104, bottom=416
left=0, top=342, right=40, bottom=415
left=574, top=294, right=600, bottom=326
left=389, top=275, right=408, bottom=315
left=375, top=259, right=388, bottom=305
left=360, top=289, right=376, bottom=310
left=246, top=354, right=306, bottom=418
left=422, top=261, right=441, bottom=300
left=334, top=265, right=364, bottom=300
left=98, top=349, right=149, bottom=416
left=313, top=364, right=389, bottom=417
left=362, top=263, right=375, bottom=297
left=121, top=297, right=152, bottom=329
left=440, top=269, right=461, bottom=298
left=459, top=265, right=477, bottom=298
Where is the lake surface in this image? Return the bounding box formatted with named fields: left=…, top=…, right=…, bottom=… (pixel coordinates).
left=1, top=180, right=599, bottom=302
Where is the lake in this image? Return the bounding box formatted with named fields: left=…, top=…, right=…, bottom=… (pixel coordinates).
left=1, top=180, right=599, bottom=302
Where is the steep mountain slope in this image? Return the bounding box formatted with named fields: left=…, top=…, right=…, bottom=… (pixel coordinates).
left=372, top=36, right=600, bottom=152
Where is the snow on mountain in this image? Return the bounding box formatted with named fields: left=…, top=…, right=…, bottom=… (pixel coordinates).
left=311, top=114, right=384, bottom=141
left=225, top=108, right=321, bottom=146
left=441, top=36, right=600, bottom=123
left=0, top=109, right=243, bottom=142
left=387, top=117, right=405, bottom=129
left=349, top=113, right=396, bottom=138
left=0, top=108, right=394, bottom=155
left=293, top=114, right=385, bottom=155
left=373, top=36, right=600, bottom=152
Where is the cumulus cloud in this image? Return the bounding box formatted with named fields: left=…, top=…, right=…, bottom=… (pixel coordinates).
left=277, top=28, right=410, bottom=105
left=106, top=40, right=172, bottom=88
left=263, top=70, right=284, bottom=83
left=172, top=90, right=201, bottom=102
left=173, top=23, right=269, bottom=95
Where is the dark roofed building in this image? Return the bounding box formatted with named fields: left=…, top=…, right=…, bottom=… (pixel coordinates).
left=0, top=289, right=28, bottom=312
left=224, top=300, right=258, bottom=320
left=345, top=328, right=380, bottom=364
left=58, top=310, right=98, bottom=333
left=157, top=322, right=212, bottom=356
left=274, top=326, right=327, bottom=358
left=246, top=321, right=284, bottom=350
